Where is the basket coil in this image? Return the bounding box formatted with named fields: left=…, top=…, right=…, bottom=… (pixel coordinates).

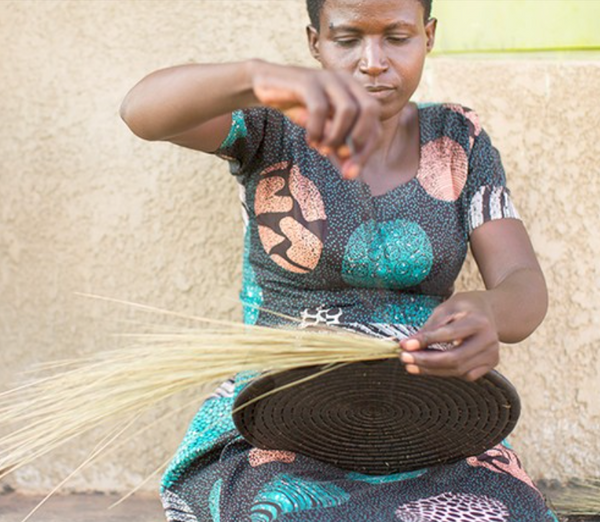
left=234, top=359, right=520, bottom=475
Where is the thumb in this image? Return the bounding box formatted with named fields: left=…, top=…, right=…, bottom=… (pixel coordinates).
left=400, top=311, right=467, bottom=351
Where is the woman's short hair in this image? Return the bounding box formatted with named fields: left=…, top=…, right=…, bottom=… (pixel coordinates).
left=306, top=0, right=433, bottom=29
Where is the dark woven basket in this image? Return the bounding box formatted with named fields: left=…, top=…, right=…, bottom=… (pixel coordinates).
left=233, top=359, right=520, bottom=475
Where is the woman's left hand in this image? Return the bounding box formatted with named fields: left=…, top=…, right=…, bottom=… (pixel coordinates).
left=399, top=291, right=500, bottom=381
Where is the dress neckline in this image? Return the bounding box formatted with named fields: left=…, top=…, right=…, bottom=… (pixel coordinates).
left=356, top=103, right=425, bottom=200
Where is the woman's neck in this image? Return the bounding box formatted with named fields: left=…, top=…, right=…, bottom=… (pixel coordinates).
left=359, top=102, right=420, bottom=194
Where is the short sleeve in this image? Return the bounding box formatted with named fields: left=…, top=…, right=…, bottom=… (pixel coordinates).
left=465, top=126, right=520, bottom=235
left=212, top=107, right=285, bottom=184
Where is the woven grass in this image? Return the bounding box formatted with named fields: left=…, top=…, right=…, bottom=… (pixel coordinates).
left=548, top=479, right=600, bottom=516
left=0, top=299, right=399, bottom=483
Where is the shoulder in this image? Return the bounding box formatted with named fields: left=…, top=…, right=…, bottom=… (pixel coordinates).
left=418, top=103, right=482, bottom=152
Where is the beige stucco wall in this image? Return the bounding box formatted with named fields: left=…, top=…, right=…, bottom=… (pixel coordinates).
left=0, top=0, right=598, bottom=494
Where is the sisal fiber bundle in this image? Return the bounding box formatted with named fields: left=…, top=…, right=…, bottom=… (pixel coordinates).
left=547, top=479, right=600, bottom=516
left=0, top=312, right=399, bottom=481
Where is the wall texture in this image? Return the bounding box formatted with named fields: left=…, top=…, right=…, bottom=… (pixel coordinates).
left=0, top=0, right=598, bottom=494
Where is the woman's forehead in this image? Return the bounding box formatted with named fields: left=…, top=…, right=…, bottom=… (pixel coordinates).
left=321, top=0, right=425, bottom=28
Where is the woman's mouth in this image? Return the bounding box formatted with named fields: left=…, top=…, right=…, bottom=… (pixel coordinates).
left=365, top=85, right=396, bottom=100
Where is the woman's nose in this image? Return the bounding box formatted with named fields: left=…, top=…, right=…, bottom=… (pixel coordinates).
left=359, top=39, right=389, bottom=76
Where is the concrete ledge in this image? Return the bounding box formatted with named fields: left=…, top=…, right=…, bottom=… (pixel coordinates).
left=0, top=493, right=164, bottom=522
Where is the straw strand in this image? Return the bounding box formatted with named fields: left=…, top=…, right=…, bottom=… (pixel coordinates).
left=0, top=317, right=399, bottom=477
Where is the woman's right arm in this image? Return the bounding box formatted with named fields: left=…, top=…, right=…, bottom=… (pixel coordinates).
left=120, top=60, right=382, bottom=176
left=120, top=61, right=258, bottom=152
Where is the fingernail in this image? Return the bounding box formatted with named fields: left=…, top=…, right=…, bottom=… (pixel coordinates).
left=401, top=353, right=415, bottom=364
left=343, top=164, right=360, bottom=180
left=404, top=339, right=420, bottom=351
left=406, top=364, right=420, bottom=375
left=320, top=146, right=332, bottom=156
left=337, top=144, right=351, bottom=158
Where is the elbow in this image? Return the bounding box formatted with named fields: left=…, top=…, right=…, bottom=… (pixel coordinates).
left=532, top=282, right=550, bottom=338
left=503, top=305, right=547, bottom=344
left=502, top=271, right=549, bottom=344
left=119, top=94, right=162, bottom=142
left=530, top=269, right=549, bottom=333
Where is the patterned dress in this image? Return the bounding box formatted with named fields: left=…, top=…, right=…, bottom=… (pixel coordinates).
left=160, top=104, right=558, bottom=521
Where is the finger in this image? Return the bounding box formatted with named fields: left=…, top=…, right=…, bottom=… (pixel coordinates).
left=255, top=86, right=314, bottom=140
left=404, top=342, right=498, bottom=373
left=415, top=310, right=469, bottom=341
left=420, top=303, right=469, bottom=330
left=337, top=117, right=381, bottom=180
left=320, top=76, right=360, bottom=151
left=401, top=340, right=499, bottom=378
left=406, top=361, right=494, bottom=381
left=462, top=366, right=494, bottom=382
left=465, top=365, right=493, bottom=382
left=344, top=79, right=381, bottom=156
left=413, top=315, right=493, bottom=348
left=303, top=84, right=331, bottom=147
left=336, top=142, right=352, bottom=160
left=319, top=75, right=381, bottom=179
left=401, top=336, right=484, bottom=369
left=401, top=309, right=474, bottom=352
left=329, top=137, right=360, bottom=179
left=404, top=350, right=497, bottom=379
left=400, top=337, right=423, bottom=352
left=418, top=359, right=496, bottom=381
left=339, top=157, right=361, bottom=180
left=340, top=123, right=380, bottom=179
left=399, top=307, right=458, bottom=351
left=258, top=82, right=331, bottom=146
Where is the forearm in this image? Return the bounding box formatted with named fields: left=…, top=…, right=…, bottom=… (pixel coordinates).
left=120, top=60, right=260, bottom=141
left=483, top=266, right=548, bottom=344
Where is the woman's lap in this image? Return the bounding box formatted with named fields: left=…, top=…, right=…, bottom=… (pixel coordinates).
left=160, top=434, right=558, bottom=522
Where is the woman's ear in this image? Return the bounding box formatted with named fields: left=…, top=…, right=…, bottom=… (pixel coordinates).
left=425, top=18, right=437, bottom=53
left=306, top=25, right=321, bottom=61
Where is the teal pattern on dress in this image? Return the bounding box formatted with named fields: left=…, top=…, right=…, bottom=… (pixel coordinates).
left=372, top=294, right=442, bottom=327
left=161, top=374, right=256, bottom=490
left=161, top=394, right=236, bottom=490
left=241, top=226, right=263, bottom=325
left=209, top=479, right=223, bottom=522
left=250, top=474, right=350, bottom=522
left=346, top=469, right=428, bottom=484
left=221, top=110, right=248, bottom=148
left=342, top=219, right=433, bottom=290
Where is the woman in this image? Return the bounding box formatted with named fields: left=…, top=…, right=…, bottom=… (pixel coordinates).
left=121, top=0, right=555, bottom=520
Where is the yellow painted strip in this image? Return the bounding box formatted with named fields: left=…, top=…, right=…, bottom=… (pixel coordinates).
left=431, top=0, right=600, bottom=54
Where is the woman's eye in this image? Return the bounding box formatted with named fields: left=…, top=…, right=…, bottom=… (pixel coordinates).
left=388, top=37, right=409, bottom=45
left=335, top=39, right=359, bottom=47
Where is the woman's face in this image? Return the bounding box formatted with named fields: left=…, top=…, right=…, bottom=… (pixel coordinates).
left=307, top=0, right=436, bottom=121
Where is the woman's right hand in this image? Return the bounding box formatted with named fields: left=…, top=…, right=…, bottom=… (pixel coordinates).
left=251, top=60, right=382, bottom=179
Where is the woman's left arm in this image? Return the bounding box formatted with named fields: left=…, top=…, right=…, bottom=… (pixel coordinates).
left=399, top=218, right=548, bottom=381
